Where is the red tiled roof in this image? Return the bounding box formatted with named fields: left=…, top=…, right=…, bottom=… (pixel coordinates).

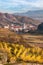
left=11, top=26, right=22, bottom=28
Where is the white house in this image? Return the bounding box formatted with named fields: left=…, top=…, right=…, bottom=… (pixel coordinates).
left=11, top=24, right=23, bottom=32
left=4, top=25, right=9, bottom=29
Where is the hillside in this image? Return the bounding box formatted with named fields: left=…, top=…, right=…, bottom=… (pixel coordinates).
left=0, top=13, right=21, bottom=26
left=0, top=29, right=43, bottom=64
left=0, top=28, right=43, bottom=48
left=14, top=10, right=43, bottom=22
left=0, top=28, right=32, bottom=48
left=14, top=15, right=40, bottom=25
left=0, top=12, right=40, bottom=27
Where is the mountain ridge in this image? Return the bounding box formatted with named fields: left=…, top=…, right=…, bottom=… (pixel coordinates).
left=0, top=12, right=41, bottom=27
left=14, top=10, right=43, bottom=22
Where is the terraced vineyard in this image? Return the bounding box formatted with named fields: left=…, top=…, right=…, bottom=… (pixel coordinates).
left=22, top=34, right=43, bottom=48
left=0, top=42, right=43, bottom=64
left=0, top=29, right=43, bottom=65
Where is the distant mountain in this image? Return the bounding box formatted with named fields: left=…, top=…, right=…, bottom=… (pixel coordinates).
left=14, top=10, right=43, bottom=22
left=0, top=12, right=41, bottom=27
left=25, top=10, right=43, bottom=15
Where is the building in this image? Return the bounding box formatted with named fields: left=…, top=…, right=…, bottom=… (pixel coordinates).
left=4, top=25, right=9, bottom=29
left=10, top=23, right=37, bottom=33
left=11, top=24, right=23, bottom=32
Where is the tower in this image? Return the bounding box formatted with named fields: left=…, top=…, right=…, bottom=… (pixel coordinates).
left=23, top=23, right=26, bottom=29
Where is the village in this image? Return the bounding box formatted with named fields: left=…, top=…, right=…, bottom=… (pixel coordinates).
left=0, top=23, right=37, bottom=33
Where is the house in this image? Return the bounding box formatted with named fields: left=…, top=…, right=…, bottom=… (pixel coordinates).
left=22, top=23, right=37, bottom=32
left=29, top=25, right=37, bottom=31
left=10, top=23, right=37, bottom=33
left=11, top=25, right=23, bottom=32
left=4, top=25, right=9, bottom=29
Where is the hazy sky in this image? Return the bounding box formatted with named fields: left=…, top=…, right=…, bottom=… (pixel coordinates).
left=0, top=0, right=43, bottom=13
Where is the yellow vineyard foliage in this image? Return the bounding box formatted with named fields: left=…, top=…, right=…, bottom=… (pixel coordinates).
left=0, top=42, right=43, bottom=63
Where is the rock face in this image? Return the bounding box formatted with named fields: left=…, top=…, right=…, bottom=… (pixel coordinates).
left=37, top=23, right=43, bottom=31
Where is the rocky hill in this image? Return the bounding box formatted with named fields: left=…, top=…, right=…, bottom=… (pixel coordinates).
left=0, top=12, right=40, bottom=27
left=14, top=15, right=40, bottom=25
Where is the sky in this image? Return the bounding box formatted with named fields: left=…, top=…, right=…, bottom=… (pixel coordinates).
left=0, top=0, right=43, bottom=13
